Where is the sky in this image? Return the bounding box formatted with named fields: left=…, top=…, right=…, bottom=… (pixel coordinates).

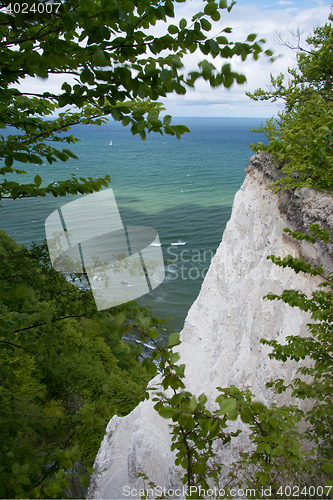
left=19, top=0, right=332, bottom=118
left=163, top=0, right=332, bottom=117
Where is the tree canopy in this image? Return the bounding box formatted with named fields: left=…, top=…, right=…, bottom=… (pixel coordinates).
left=0, top=0, right=272, bottom=201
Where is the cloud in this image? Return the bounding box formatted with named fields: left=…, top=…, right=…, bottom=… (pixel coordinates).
left=162, top=0, right=331, bottom=116
left=16, top=0, right=332, bottom=117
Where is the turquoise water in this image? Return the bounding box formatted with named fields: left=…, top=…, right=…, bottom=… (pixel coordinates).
left=0, top=117, right=266, bottom=333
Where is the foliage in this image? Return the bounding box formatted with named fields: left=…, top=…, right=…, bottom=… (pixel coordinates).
left=0, top=0, right=271, bottom=201
left=142, top=224, right=333, bottom=498
left=149, top=347, right=310, bottom=498
left=250, top=95, right=333, bottom=192
left=0, top=230, right=156, bottom=498
left=247, top=16, right=333, bottom=110
left=154, top=382, right=306, bottom=498
left=263, top=224, right=333, bottom=463
left=248, top=16, right=333, bottom=192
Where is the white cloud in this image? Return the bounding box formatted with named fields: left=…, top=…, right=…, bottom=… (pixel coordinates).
left=163, top=0, right=331, bottom=116
left=16, top=0, right=332, bottom=117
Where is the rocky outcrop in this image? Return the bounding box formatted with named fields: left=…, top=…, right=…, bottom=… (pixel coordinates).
left=88, top=152, right=333, bottom=499
left=249, top=152, right=333, bottom=269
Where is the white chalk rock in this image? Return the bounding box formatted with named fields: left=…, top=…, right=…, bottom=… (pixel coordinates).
left=88, top=153, right=331, bottom=499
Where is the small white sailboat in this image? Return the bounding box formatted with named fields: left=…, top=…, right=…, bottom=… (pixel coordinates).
left=109, top=140, right=112, bottom=145
left=171, top=240, right=186, bottom=246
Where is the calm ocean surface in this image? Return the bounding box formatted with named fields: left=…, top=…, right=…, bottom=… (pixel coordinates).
left=0, top=117, right=266, bottom=335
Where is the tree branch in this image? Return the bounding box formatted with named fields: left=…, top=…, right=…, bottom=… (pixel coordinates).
left=273, top=28, right=318, bottom=57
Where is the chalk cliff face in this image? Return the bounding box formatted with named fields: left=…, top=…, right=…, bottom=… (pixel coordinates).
left=88, top=152, right=333, bottom=499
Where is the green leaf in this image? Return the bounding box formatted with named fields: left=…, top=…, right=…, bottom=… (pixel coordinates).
left=189, top=396, right=197, bottom=412
left=200, top=18, right=212, bottom=31
left=269, top=416, right=278, bottom=428
left=147, top=109, right=159, bottom=121
left=240, top=409, right=252, bottom=424
left=80, top=475, right=88, bottom=488
left=227, top=408, right=238, bottom=420
left=163, top=115, right=172, bottom=126
left=34, top=175, right=42, bottom=187
left=259, top=473, right=269, bottom=485
left=204, top=2, right=217, bottom=14
left=132, top=107, right=146, bottom=116
left=59, top=93, right=69, bottom=107
left=209, top=39, right=219, bottom=53
left=164, top=125, right=175, bottom=136
left=209, top=419, right=220, bottom=438
left=198, top=393, right=207, bottom=405
left=218, top=397, right=237, bottom=415
left=251, top=402, right=264, bottom=413
left=12, top=463, right=20, bottom=475
left=271, top=445, right=284, bottom=457
left=169, top=352, right=181, bottom=364
left=61, top=82, right=71, bottom=94
left=168, top=332, right=181, bottom=347
left=178, top=413, right=195, bottom=429
left=92, top=48, right=106, bottom=66
left=5, top=156, right=13, bottom=168
left=158, top=407, right=178, bottom=419
left=324, top=462, right=333, bottom=473
left=80, top=68, right=95, bottom=85
left=224, top=73, right=233, bottom=88
left=200, top=59, right=214, bottom=80
left=168, top=25, right=179, bottom=34
left=257, top=442, right=267, bottom=453
left=146, top=328, right=160, bottom=340
left=211, top=10, right=221, bottom=21
left=217, top=36, right=228, bottom=44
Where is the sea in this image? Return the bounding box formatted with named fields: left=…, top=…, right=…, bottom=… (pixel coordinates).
left=0, top=117, right=267, bottom=337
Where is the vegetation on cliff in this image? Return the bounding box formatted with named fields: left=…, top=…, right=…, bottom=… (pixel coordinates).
left=248, top=15, right=333, bottom=193
left=151, top=224, right=333, bottom=498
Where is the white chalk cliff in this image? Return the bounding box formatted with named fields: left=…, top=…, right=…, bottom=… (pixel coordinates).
left=88, top=152, right=333, bottom=499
